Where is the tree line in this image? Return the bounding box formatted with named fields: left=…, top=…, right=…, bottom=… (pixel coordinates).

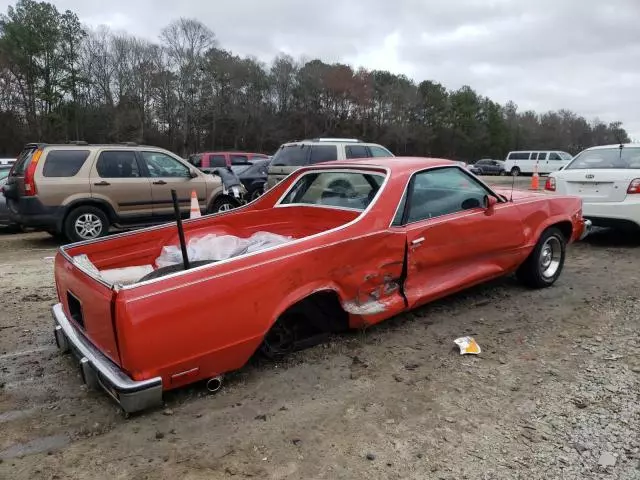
left=0, top=0, right=631, bottom=160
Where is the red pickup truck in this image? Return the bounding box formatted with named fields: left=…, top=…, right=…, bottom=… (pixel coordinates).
left=51, top=157, right=590, bottom=413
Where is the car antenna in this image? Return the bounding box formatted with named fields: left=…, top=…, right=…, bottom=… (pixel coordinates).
left=509, top=156, right=516, bottom=202
left=171, top=189, right=191, bottom=271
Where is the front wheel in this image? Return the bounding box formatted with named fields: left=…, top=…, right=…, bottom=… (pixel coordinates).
left=209, top=196, right=240, bottom=214
left=516, top=227, right=566, bottom=288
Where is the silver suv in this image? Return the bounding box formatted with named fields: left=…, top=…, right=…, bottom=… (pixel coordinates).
left=265, top=138, right=393, bottom=190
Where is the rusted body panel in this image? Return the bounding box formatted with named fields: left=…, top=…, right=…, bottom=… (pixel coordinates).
left=52, top=157, right=587, bottom=408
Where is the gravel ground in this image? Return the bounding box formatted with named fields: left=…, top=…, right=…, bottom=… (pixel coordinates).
left=0, top=187, right=639, bottom=479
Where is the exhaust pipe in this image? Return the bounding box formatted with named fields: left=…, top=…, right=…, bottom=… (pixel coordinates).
left=206, top=375, right=223, bottom=393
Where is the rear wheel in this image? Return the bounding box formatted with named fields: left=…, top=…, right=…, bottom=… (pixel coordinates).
left=63, top=206, right=109, bottom=243
left=516, top=227, right=566, bottom=288
left=510, top=167, right=521, bottom=176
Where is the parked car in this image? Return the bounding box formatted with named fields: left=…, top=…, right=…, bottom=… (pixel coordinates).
left=505, top=150, right=573, bottom=176
left=231, top=158, right=270, bottom=201
left=472, top=159, right=506, bottom=176
left=0, top=167, right=19, bottom=231
left=545, top=143, right=640, bottom=231
left=50, top=156, right=589, bottom=413
left=2, top=142, right=245, bottom=243
left=266, top=138, right=393, bottom=190
left=187, top=151, right=269, bottom=173
left=0, top=158, right=15, bottom=167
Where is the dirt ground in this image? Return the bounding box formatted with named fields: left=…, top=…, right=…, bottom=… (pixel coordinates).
left=1, top=184, right=639, bottom=479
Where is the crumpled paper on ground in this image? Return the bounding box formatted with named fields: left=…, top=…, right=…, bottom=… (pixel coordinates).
left=454, top=336, right=481, bottom=355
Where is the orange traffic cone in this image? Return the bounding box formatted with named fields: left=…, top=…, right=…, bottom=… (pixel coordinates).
left=189, top=190, right=201, bottom=218
left=530, top=162, right=540, bottom=190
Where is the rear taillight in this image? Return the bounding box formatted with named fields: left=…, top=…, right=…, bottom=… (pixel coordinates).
left=24, top=149, right=42, bottom=196
left=627, top=178, right=640, bottom=194
left=545, top=177, right=556, bottom=191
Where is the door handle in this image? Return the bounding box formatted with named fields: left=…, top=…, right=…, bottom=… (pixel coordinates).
left=93, top=181, right=110, bottom=186
left=411, top=237, right=425, bottom=246
left=153, top=180, right=167, bottom=185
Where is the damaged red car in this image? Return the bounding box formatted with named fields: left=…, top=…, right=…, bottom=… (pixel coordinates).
left=52, top=157, right=590, bottom=413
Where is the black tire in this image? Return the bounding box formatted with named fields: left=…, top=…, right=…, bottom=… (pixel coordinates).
left=516, top=227, right=566, bottom=288
left=510, top=167, right=521, bottom=177
left=249, top=187, right=263, bottom=201
left=209, top=196, right=240, bottom=214
left=499, top=170, right=507, bottom=176
left=139, top=260, right=217, bottom=282
left=63, top=206, right=109, bottom=243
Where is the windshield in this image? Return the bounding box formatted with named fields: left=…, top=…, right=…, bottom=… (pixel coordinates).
left=230, top=164, right=252, bottom=175
left=280, top=171, right=385, bottom=211
left=566, top=147, right=640, bottom=170
left=559, top=152, right=573, bottom=161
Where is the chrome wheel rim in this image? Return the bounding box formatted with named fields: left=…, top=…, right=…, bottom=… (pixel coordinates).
left=251, top=190, right=262, bottom=201
left=540, top=236, right=561, bottom=278
left=74, top=213, right=103, bottom=239
left=218, top=203, right=233, bottom=212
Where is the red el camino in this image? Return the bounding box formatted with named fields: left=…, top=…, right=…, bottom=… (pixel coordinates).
left=51, top=157, right=590, bottom=413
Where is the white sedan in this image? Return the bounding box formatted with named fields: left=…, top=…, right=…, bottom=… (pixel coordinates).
left=545, top=143, right=640, bottom=231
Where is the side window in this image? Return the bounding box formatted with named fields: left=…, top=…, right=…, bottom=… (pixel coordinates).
left=209, top=155, right=227, bottom=167
left=141, top=152, right=190, bottom=178
left=537, top=152, right=548, bottom=160
left=508, top=152, right=530, bottom=160
left=369, top=146, right=393, bottom=157
left=309, top=145, right=338, bottom=164
left=395, top=167, right=490, bottom=225
left=42, top=150, right=90, bottom=177
left=549, top=153, right=562, bottom=161
left=230, top=154, right=249, bottom=165
left=529, top=152, right=539, bottom=160
left=346, top=145, right=370, bottom=159
left=96, top=151, right=141, bottom=178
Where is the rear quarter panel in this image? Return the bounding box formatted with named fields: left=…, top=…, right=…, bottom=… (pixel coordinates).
left=513, top=194, right=583, bottom=246
left=115, top=221, right=405, bottom=386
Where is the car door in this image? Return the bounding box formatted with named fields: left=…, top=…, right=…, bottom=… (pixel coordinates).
left=393, top=167, right=526, bottom=309
left=139, top=151, right=207, bottom=219
left=90, top=150, right=153, bottom=222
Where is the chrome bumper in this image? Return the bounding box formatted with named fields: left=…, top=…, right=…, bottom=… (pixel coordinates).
left=52, top=303, right=163, bottom=414
left=579, top=219, right=592, bottom=241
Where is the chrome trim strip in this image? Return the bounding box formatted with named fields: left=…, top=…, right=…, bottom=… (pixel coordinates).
left=52, top=303, right=162, bottom=393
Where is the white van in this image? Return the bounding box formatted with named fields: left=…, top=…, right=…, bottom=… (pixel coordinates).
left=0, top=158, right=15, bottom=166
left=504, top=151, right=573, bottom=176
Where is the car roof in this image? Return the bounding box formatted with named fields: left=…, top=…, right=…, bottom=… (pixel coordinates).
left=583, top=143, right=640, bottom=151
left=310, top=156, right=458, bottom=174
left=197, top=151, right=267, bottom=155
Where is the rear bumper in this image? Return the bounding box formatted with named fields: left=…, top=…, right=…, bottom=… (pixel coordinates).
left=582, top=200, right=640, bottom=230
left=8, top=197, right=61, bottom=230
left=52, top=303, right=163, bottom=413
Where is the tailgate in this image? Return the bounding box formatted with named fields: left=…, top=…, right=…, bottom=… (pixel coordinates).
left=54, top=252, right=121, bottom=365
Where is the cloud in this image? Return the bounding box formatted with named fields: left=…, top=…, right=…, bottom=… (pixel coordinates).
left=3, top=0, right=639, bottom=139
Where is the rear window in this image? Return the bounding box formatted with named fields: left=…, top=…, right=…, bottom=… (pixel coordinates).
left=566, top=147, right=640, bottom=170
left=11, top=146, right=38, bottom=176
left=271, top=145, right=310, bottom=167
left=309, top=145, right=338, bottom=164
left=209, top=154, right=227, bottom=168
left=280, top=171, right=385, bottom=211
left=42, top=150, right=90, bottom=177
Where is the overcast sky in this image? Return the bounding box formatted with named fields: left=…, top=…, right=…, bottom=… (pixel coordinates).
left=4, top=0, right=639, bottom=140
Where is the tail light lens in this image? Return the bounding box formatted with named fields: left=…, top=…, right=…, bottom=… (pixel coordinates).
left=545, top=177, right=556, bottom=191
left=627, top=178, right=640, bottom=194
left=24, top=149, right=42, bottom=196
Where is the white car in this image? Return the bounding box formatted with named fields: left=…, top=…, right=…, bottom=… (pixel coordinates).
left=545, top=143, right=640, bottom=231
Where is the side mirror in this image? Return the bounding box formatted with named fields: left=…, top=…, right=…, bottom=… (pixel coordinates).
left=484, top=195, right=497, bottom=215
left=189, top=169, right=199, bottom=178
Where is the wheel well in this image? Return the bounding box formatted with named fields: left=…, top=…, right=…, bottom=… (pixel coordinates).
left=278, top=290, right=349, bottom=334
left=61, top=201, right=114, bottom=228
left=550, top=221, right=572, bottom=241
